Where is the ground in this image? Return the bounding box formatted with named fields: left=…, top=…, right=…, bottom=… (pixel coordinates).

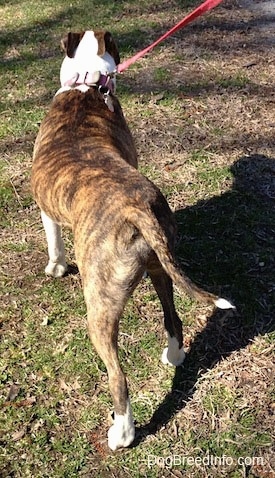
left=0, top=1, right=274, bottom=477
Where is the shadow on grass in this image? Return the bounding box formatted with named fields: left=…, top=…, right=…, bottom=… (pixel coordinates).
left=135, top=153, right=275, bottom=444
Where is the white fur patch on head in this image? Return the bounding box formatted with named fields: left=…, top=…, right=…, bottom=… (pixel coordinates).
left=76, top=31, right=98, bottom=60
left=60, top=30, right=117, bottom=88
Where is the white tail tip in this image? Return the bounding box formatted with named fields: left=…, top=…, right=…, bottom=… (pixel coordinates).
left=215, top=298, right=235, bottom=310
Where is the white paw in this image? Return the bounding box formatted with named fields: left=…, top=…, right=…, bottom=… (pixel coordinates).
left=215, top=297, right=235, bottom=310
left=45, top=261, right=68, bottom=278
left=161, top=345, right=185, bottom=366
left=108, top=422, right=135, bottom=451
left=107, top=400, right=135, bottom=451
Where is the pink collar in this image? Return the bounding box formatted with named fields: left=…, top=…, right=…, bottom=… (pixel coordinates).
left=64, top=71, right=115, bottom=93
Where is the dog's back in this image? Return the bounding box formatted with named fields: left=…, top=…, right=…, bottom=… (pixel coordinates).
left=32, top=84, right=177, bottom=281
left=32, top=88, right=138, bottom=222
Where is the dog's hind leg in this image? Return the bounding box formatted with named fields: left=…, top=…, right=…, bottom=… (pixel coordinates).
left=82, top=265, right=139, bottom=451
left=148, top=261, right=185, bottom=366
left=41, top=211, right=68, bottom=277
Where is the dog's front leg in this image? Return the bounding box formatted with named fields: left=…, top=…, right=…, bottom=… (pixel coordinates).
left=41, top=211, right=68, bottom=278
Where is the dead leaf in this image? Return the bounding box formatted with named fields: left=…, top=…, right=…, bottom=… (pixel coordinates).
left=41, top=316, right=49, bottom=326
left=1, top=396, right=36, bottom=409
left=6, top=384, right=20, bottom=402
left=11, top=430, right=25, bottom=441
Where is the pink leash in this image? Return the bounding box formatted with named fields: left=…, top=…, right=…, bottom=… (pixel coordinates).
left=117, top=0, right=223, bottom=73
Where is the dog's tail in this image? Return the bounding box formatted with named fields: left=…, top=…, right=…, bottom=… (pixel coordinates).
left=126, top=205, right=234, bottom=310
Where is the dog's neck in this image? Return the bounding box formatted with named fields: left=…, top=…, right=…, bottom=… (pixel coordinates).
left=64, top=71, right=115, bottom=91
left=55, top=75, right=115, bottom=112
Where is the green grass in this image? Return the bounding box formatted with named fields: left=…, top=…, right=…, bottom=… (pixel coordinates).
left=1, top=0, right=274, bottom=477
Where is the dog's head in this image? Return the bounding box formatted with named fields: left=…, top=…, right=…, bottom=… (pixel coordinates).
left=60, top=30, right=120, bottom=88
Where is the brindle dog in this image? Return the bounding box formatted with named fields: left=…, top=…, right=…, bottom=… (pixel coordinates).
left=31, top=30, right=234, bottom=450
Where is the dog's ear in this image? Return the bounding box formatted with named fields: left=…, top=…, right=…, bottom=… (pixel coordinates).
left=94, top=31, right=120, bottom=65
left=104, top=32, right=120, bottom=65
left=61, top=32, right=84, bottom=58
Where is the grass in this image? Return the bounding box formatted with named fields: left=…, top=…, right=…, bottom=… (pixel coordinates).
left=1, top=0, right=275, bottom=477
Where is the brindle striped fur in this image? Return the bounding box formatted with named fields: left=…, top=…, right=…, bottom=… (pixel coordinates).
left=31, top=31, right=233, bottom=450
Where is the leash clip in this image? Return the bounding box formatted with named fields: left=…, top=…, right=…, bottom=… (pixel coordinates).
left=99, top=86, right=114, bottom=113
left=104, top=92, right=114, bottom=113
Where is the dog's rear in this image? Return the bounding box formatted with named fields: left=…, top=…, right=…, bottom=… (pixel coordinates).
left=32, top=30, right=234, bottom=451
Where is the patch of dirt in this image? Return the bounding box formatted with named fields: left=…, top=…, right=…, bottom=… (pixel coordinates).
left=239, top=0, right=275, bottom=44
left=241, top=0, right=275, bottom=14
